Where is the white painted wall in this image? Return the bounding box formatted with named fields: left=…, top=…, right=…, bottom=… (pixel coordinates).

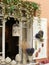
left=1, top=16, right=47, bottom=59
left=27, top=17, right=47, bottom=59
left=33, top=17, right=47, bottom=59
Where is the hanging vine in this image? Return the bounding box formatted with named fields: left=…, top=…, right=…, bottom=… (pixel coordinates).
left=0, top=0, right=41, bottom=23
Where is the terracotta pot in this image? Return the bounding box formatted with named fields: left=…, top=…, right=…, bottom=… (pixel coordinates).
left=34, top=9, right=37, bottom=17
left=0, top=0, right=1, bottom=2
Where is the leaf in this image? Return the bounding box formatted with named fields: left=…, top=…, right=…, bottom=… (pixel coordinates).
left=31, top=2, right=39, bottom=10
left=10, top=5, right=15, bottom=12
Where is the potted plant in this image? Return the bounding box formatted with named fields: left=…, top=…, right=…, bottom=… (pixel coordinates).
left=31, top=2, right=40, bottom=16
left=1, top=0, right=40, bottom=21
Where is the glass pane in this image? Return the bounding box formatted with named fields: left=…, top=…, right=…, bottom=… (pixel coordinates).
left=0, top=19, right=3, bottom=25
left=0, top=27, right=2, bottom=52
left=0, top=6, right=2, bottom=14
left=0, top=54, right=2, bottom=56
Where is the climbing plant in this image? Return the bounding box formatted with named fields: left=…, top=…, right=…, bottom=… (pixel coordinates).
left=0, top=0, right=41, bottom=23
left=3, top=0, right=40, bottom=16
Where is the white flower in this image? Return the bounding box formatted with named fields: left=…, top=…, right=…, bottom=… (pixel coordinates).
left=11, top=60, right=16, bottom=65
left=5, top=57, right=11, bottom=63
left=1, top=58, right=5, bottom=64
left=15, top=54, right=21, bottom=62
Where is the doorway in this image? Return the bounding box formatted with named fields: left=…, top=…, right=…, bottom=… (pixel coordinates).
left=5, top=17, right=19, bottom=59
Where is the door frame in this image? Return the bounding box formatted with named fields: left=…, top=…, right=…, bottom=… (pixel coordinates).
left=2, top=16, right=23, bottom=59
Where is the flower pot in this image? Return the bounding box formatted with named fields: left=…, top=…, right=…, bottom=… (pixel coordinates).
left=34, top=9, right=37, bottom=16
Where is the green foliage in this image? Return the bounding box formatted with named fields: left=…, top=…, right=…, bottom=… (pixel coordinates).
left=3, top=0, right=7, bottom=4
left=2, top=0, right=41, bottom=22
left=31, top=2, right=39, bottom=10
left=10, top=5, right=15, bottom=12
left=3, top=0, right=39, bottom=10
